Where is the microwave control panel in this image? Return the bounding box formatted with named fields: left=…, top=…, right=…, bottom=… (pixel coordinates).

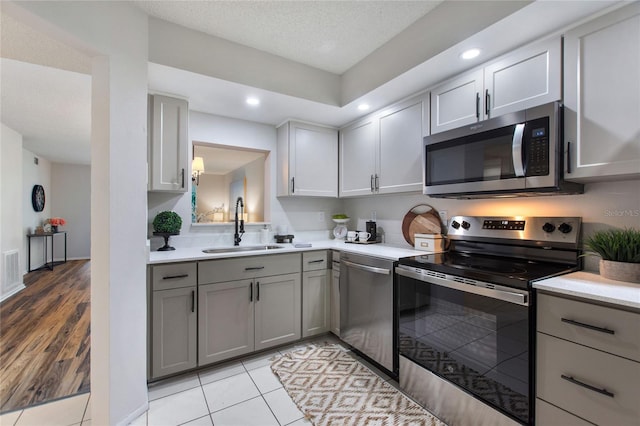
left=525, top=118, right=550, bottom=176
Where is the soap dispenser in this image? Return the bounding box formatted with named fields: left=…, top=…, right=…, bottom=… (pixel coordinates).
left=261, top=225, right=270, bottom=244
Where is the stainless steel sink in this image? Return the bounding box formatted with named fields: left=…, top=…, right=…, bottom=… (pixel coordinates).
left=202, top=245, right=283, bottom=254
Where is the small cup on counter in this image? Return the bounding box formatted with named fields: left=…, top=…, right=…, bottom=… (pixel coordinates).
left=346, top=231, right=357, bottom=242
left=358, top=231, right=371, bottom=242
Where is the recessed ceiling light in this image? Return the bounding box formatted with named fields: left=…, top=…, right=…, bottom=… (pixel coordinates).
left=246, top=97, right=260, bottom=106
left=358, top=103, right=370, bottom=111
left=461, top=48, right=481, bottom=60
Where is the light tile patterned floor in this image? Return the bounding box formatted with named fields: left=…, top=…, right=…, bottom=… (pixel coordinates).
left=0, top=335, right=401, bottom=426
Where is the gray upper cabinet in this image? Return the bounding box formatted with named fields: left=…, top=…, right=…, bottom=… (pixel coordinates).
left=148, top=94, right=189, bottom=192
left=431, top=38, right=561, bottom=134
left=563, top=3, right=640, bottom=182
left=339, top=93, right=428, bottom=197
left=277, top=121, right=338, bottom=197
left=430, top=69, right=484, bottom=134
left=339, top=117, right=378, bottom=197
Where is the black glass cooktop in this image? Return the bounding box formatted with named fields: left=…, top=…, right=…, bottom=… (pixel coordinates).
left=398, top=251, right=578, bottom=290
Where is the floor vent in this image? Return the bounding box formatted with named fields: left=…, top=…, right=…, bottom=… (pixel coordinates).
left=3, top=250, right=20, bottom=288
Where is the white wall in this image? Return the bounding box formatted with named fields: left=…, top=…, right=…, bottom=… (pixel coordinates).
left=51, top=163, right=90, bottom=260
left=8, top=2, right=150, bottom=425
left=1, top=123, right=25, bottom=301
left=22, top=149, right=51, bottom=272
left=343, top=179, right=640, bottom=271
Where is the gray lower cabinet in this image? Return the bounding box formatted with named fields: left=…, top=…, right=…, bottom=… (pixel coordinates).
left=149, top=262, right=198, bottom=380
left=198, top=279, right=254, bottom=365
left=536, top=292, right=640, bottom=425
left=198, top=253, right=302, bottom=367
left=330, top=251, right=340, bottom=337
left=302, top=251, right=330, bottom=338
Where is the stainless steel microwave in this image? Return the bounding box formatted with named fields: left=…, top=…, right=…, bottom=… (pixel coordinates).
left=423, top=102, right=583, bottom=198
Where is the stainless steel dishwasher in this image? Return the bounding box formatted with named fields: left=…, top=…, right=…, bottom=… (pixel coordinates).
left=340, top=252, right=395, bottom=375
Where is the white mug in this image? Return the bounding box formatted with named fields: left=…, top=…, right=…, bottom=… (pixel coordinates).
left=346, top=231, right=357, bottom=242
left=358, top=231, right=371, bottom=242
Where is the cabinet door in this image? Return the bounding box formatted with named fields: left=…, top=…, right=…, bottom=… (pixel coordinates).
left=254, top=273, right=301, bottom=350
left=152, top=287, right=197, bottom=378
left=302, top=269, right=330, bottom=338
left=148, top=94, right=188, bottom=192
left=339, top=118, right=378, bottom=197
left=377, top=96, right=427, bottom=194
left=330, top=269, right=340, bottom=337
left=564, top=3, right=640, bottom=182
left=198, top=280, right=254, bottom=366
left=484, top=37, right=561, bottom=119
left=290, top=123, right=338, bottom=197
left=430, top=69, right=483, bottom=134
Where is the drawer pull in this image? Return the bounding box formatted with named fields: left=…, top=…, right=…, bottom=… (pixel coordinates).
left=162, top=274, right=189, bottom=280
left=308, top=259, right=324, bottom=264
left=561, top=318, right=615, bottom=335
left=561, top=374, right=615, bottom=398
left=244, top=266, right=265, bottom=271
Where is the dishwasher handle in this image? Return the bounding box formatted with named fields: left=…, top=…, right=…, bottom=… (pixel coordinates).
left=342, top=260, right=390, bottom=275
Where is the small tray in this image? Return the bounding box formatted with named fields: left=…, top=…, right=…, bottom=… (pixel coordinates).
left=344, top=239, right=381, bottom=245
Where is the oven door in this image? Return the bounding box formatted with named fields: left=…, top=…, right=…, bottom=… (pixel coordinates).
left=396, top=265, right=533, bottom=425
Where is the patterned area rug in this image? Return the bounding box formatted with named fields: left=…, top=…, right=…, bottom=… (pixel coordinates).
left=270, top=344, right=447, bottom=426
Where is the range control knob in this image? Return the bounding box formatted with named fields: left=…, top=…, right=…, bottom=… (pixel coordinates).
left=451, top=220, right=461, bottom=230
left=461, top=221, right=471, bottom=230
left=542, top=222, right=556, bottom=233
left=558, top=223, right=573, bottom=234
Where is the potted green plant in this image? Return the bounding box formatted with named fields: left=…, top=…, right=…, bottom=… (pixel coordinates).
left=584, top=228, right=640, bottom=283
left=152, top=211, right=182, bottom=251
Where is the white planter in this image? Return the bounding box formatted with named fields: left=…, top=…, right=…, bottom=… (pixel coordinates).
left=600, top=259, right=640, bottom=284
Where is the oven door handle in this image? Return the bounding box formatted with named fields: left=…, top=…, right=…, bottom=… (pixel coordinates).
left=343, top=260, right=390, bottom=275
left=395, top=266, right=529, bottom=306
left=512, top=123, right=526, bottom=177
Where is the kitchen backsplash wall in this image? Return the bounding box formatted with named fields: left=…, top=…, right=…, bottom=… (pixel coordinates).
left=343, top=179, right=640, bottom=272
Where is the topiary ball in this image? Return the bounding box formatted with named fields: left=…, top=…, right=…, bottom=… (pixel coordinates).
left=153, top=211, right=182, bottom=234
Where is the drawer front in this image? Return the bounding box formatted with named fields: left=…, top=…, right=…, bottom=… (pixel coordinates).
left=303, top=251, right=328, bottom=271
left=535, top=399, right=594, bottom=426
left=199, top=253, right=301, bottom=284
left=537, top=333, right=640, bottom=426
left=537, top=293, right=640, bottom=362
left=152, top=262, right=197, bottom=291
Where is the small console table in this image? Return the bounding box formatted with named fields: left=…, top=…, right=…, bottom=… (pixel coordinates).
left=26, top=231, right=67, bottom=272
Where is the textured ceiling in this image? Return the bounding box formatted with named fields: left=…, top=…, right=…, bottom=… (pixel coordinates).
left=133, top=0, right=443, bottom=74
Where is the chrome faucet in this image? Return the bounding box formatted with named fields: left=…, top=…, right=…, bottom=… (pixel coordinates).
left=234, top=196, right=245, bottom=246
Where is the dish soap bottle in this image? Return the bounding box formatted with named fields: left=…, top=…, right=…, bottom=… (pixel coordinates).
left=261, top=225, right=270, bottom=244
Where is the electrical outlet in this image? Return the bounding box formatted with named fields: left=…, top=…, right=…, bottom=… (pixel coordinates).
left=317, top=212, right=325, bottom=222
left=439, top=210, right=448, bottom=225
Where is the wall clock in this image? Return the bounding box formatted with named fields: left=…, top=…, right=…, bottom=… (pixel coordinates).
left=31, top=185, right=45, bottom=212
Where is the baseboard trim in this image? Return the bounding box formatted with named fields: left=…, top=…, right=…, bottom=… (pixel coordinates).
left=1, top=283, right=26, bottom=303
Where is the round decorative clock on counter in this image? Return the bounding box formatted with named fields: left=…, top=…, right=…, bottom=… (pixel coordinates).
left=31, top=184, right=45, bottom=212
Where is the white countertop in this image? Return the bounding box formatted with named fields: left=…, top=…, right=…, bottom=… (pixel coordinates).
left=148, top=239, right=424, bottom=264
left=534, top=271, right=640, bottom=310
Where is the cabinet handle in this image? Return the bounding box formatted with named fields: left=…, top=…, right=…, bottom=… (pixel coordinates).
left=162, top=274, right=188, bottom=280
left=250, top=283, right=253, bottom=302
left=375, top=174, right=379, bottom=191
left=292, top=177, right=295, bottom=194
left=485, top=90, right=490, bottom=116
left=475, top=92, right=480, bottom=119
left=244, top=266, right=265, bottom=271
left=561, top=318, right=615, bottom=335
left=308, top=259, right=324, bottom=264
left=181, top=168, right=185, bottom=188
left=370, top=174, right=374, bottom=192
left=566, top=141, right=572, bottom=174
left=191, top=290, right=195, bottom=313
left=561, top=375, right=614, bottom=398
left=257, top=282, right=260, bottom=301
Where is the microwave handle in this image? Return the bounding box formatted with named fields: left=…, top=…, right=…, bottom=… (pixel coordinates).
left=512, top=123, right=526, bottom=177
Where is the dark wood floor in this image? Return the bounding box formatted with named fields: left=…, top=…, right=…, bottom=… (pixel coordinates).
left=0, top=260, right=90, bottom=413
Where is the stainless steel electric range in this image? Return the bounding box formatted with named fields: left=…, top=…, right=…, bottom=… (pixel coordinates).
left=396, top=216, right=582, bottom=426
